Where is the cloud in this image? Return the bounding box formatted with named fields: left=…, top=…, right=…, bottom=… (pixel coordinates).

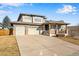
left=5, top=3, right=25, bottom=7
left=0, top=3, right=33, bottom=9
left=0, top=3, right=33, bottom=14
left=0, top=4, right=20, bottom=9
left=0, top=3, right=25, bottom=10
left=0, top=3, right=33, bottom=7
left=56, top=5, right=77, bottom=14
left=0, top=10, right=12, bottom=14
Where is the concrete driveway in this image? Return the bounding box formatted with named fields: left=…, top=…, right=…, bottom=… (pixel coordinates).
left=16, top=35, right=79, bottom=56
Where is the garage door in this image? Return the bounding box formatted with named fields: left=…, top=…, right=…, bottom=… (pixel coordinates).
left=28, top=27, right=39, bottom=35
left=15, top=26, right=25, bottom=35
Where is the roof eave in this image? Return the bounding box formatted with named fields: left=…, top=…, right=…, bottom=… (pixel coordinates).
left=10, top=22, right=42, bottom=26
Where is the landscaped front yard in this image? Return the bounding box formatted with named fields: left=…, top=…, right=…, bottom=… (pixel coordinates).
left=0, top=36, right=20, bottom=56
left=59, top=36, right=79, bottom=45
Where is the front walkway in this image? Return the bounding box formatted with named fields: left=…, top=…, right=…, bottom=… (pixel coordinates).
left=16, top=35, right=79, bottom=56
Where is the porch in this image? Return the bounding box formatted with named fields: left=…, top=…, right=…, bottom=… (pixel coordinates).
left=41, top=22, right=69, bottom=37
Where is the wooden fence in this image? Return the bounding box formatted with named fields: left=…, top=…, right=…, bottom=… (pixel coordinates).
left=0, top=29, right=10, bottom=36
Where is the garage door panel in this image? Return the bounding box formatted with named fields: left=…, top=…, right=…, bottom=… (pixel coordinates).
left=15, top=26, right=25, bottom=35
left=28, top=27, right=39, bottom=35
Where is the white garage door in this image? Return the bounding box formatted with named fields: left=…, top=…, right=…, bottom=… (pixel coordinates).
left=28, top=27, right=39, bottom=35
left=15, top=26, right=25, bottom=35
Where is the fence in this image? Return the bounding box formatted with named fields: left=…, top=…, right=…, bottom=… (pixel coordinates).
left=0, top=29, right=9, bottom=36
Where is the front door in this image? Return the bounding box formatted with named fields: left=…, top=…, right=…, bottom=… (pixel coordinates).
left=45, top=24, right=49, bottom=31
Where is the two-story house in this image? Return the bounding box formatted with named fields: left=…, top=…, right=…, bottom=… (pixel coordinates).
left=11, top=13, right=46, bottom=35
left=11, top=13, right=69, bottom=36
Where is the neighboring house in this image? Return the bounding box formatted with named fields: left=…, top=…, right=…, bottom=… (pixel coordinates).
left=11, top=13, right=69, bottom=36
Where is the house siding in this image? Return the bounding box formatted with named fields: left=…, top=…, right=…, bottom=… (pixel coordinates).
left=19, top=15, right=46, bottom=23
left=22, top=16, right=32, bottom=23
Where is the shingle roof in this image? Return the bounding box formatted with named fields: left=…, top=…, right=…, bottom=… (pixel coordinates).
left=43, top=20, right=69, bottom=25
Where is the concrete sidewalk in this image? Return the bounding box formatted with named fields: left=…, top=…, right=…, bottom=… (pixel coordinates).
left=16, top=35, right=79, bottom=56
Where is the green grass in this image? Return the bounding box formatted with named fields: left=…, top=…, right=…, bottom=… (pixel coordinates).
left=0, top=36, right=20, bottom=56
left=59, top=36, right=79, bottom=45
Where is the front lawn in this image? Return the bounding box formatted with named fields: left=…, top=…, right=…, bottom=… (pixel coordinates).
left=59, top=36, right=79, bottom=45
left=0, top=36, right=20, bottom=56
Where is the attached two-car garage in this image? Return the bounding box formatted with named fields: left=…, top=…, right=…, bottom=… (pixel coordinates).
left=13, top=25, right=40, bottom=36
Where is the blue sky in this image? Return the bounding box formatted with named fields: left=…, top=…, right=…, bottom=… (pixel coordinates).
left=0, top=3, right=79, bottom=26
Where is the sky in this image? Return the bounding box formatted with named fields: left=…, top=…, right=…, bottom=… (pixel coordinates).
left=0, top=3, right=79, bottom=26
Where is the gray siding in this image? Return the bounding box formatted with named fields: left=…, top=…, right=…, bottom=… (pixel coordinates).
left=20, top=15, right=45, bottom=23
left=22, top=16, right=32, bottom=23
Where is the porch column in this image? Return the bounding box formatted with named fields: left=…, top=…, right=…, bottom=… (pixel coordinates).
left=39, top=25, right=41, bottom=35
left=65, top=25, right=67, bottom=33
left=49, top=24, right=51, bottom=36
left=43, top=25, right=45, bottom=30
left=65, top=24, right=68, bottom=36
left=56, top=25, right=58, bottom=34
left=42, top=24, right=45, bottom=35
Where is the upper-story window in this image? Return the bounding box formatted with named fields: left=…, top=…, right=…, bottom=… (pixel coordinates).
left=23, top=16, right=32, bottom=20
left=33, top=17, right=42, bottom=23
left=35, top=18, right=41, bottom=22
left=22, top=16, right=32, bottom=22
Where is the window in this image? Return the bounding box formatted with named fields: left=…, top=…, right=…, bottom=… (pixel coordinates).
left=23, top=16, right=32, bottom=20
left=23, top=16, right=32, bottom=22
left=35, top=18, right=41, bottom=22
left=51, top=25, right=56, bottom=29
left=58, top=25, right=61, bottom=29
left=34, top=17, right=42, bottom=22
